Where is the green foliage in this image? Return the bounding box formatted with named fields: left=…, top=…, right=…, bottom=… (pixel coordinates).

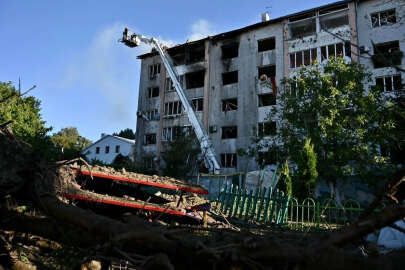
left=278, top=160, right=292, bottom=197
left=0, top=81, right=58, bottom=160
left=161, top=127, right=201, bottom=179
left=295, top=138, right=318, bottom=199
left=51, top=127, right=92, bottom=160
left=110, top=154, right=136, bottom=171
left=270, top=57, right=401, bottom=188
left=113, top=128, right=136, bottom=140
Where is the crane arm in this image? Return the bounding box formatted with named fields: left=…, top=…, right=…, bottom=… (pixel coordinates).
left=121, top=29, right=220, bottom=174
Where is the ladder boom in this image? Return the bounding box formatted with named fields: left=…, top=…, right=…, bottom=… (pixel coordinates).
left=122, top=29, right=221, bottom=174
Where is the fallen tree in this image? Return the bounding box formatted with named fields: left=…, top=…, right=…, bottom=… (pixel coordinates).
left=1, top=125, right=405, bottom=270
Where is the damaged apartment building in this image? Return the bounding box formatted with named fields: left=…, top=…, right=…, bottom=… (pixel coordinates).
left=134, top=0, right=405, bottom=174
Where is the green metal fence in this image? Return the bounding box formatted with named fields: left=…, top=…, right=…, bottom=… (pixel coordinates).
left=214, top=184, right=290, bottom=225
left=286, top=198, right=365, bottom=230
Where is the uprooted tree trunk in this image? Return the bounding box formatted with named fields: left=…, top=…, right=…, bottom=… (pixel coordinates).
left=1, top=125, right=405, bottom=270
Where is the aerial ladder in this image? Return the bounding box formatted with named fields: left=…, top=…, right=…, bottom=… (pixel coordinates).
left=121, top=28, right=221, bottom=174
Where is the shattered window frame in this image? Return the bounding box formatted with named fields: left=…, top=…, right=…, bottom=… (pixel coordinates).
left=221, top=126, right=238, bottom=139
left=144, top=134, right=157, bottom=145
left=147, top=87, right=159, bottom=98
left=371, top=9, right=396, bottom=28
left=162, top=127, right=173, bottom=141
left=258, top=122, right=277, bottom=137
left=289, top=16, right=316, bottom=39
left=258, top=93, right=276, bottom=107
left=257, top=37, right=276, bottom=52
left=373, top=40, right=401, bottom=68
left=186, top=70, right=205, bottom=89
left=148, top=64, right=161, bottom=80
left=222, top=70, right=238, bottom=85
left=222, top=98, right=238, bottom=112
left=319, top=9, right=349, bottom=30
left=165, top=78, right=175, bottom=92
left=221, top=153, right=237, bottom=168
left=376, top=74, right=402, bottom=91
left=290, top=48, right=317, bottom=68
left=146, top=109, right=159, bottom=121
left=221, top=42, right=239, bottom=59
left=164, top=101, right=183, bottom=117
left=320, top=42, right=351, bottom=61
left=258, top=65, right=276, bottom=78
left=192, top=98, right=204, bottom=111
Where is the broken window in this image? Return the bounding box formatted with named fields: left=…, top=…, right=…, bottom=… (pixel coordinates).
left=186, top=44, right=205, bottom=64
left=320, top=42, right=350, bottom=61
left=376, top=75, right=402, bottom=91
left=162, top=127, right=173, bottom=141
left=258, top=37, right=275, bottom=52
left=222, top=71, right=238, bottom=85
left=221, top=126, right=237, bottom=139
left=319, top=9, right=349, bottom=30
left=165, top=78, right=175, bottom=92
left=147, top=87, right=159, bottom=98
left=148, top=64, right=161, bottom=80
left=258, top=122, right=277, bottom=137
left=289, top=16, right=316, bottom=39
left=290, top=48, right=317, bottom=68
left=222, top=42, right=239, bottom=59
left=221, top=153, right=237, bottom=168
left=169, top=48, right=186, bottom=66
left=186, top=70, right=205, bottom=89
left=95, top=147, right=100, bottom=154
left=372, top=41, right=401, bottom=68
left=222, top=98, right=238, bottom=111
left=145, top=109, right=159, bottom=121
left=258, top=65, right=276, bottom=78
left=115, top=145, right=120, bottom=153
left=258, top=94, right=276, bottom=107
left=144, top=134, right=156, bottom=145
left=371, top=9, right=396, bottom=28
left=192, top=98, right=204, bottom=111
left=164, top=101, right=183, bottom=116
left=296, top=51, right=303, bottom=67
left=105, top=146, right=110, bottom=154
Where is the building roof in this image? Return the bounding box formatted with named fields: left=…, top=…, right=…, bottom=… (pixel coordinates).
left=81, top=135, right=135, bottom=154
left=137, top=0, right=353, bottom=59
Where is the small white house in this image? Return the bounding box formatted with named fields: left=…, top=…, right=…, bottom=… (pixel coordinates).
left=81, top=134, right=135, bottom=164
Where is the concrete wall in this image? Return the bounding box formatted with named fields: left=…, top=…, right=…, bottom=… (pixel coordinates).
left=83, top=136, right=135, bottom=164
left=357, top=0, right=405, bottom=91
left=134, top=0, right=405, bottom=174
left=207, top=23, right=284, bottom=173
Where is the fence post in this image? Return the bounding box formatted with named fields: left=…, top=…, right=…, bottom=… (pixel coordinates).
left=244, top=189, right=254, bottom=223
left=256, top=187, right=267, bottom=222
left=233, top=186, right=242, bottom=217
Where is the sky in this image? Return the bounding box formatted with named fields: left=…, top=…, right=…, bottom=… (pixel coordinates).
left=0, top=0, right=337, bottom=142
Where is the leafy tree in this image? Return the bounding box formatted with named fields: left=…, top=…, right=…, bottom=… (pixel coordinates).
left=278, top=160, right=292, bottom=198
left=51, top=127, right=92, bottom=160
left=270, top=57, right=401, bottom=194
left=0, top=81, right=58, bottom=160
left=113, top=128, right=136, bottom=140
left=161, top=127, right=201, bottom=179
left=111, top=154, right=136, bottom=171
left=295, top=138, right=318, bottom=200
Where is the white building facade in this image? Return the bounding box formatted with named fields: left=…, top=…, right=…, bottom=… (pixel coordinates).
left=82, top=135, right=135, bottom=164
left=134, top=0, right=404, bottom=174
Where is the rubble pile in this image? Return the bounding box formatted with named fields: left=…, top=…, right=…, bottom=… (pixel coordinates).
left=1, top=125, right=405, bottom=270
